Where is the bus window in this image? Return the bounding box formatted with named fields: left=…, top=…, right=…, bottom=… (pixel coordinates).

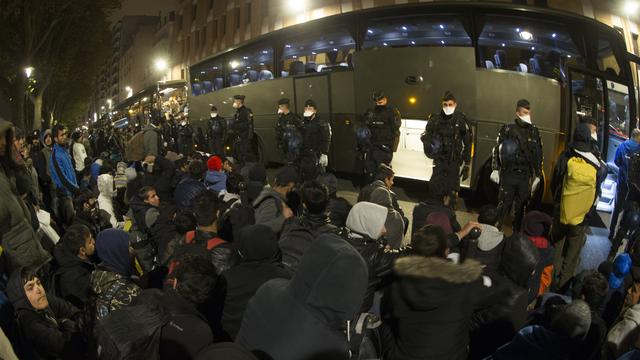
left=607, top=81, right=630, bottom=161
left=478, top=16, right=582, bottom=81
left=227, top=47, right=275, bottom=86
left=191, top=60, right=224, bottom=96
left=362, top=16, right=471, bottom=49
left=597, top=39, right=621, bottom=76
left=281, top=29, right=355, bottom=77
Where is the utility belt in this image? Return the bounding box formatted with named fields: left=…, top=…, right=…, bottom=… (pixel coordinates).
left=504, top=168, right=531, bottom=176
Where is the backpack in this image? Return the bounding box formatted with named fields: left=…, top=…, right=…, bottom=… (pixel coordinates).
left=94, top=303, right=169, bottom=360
left=125, top=131, right=146, bottom=162
left=166, top=230, right=226, bottom=277
left=218, top=192, right=255, bottom=242
left=279, top=222, right=318, bottom=274
left=560, top=156, right=598, bottom=225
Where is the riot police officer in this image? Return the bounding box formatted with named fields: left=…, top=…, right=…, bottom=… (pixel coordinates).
left=421, top=90, right=472, bottom=198
left=275, top=98, right=303, bottom=165
left=300, top=99, right=331, bottom=182
left=360, top=90, right=402, bottom=184
left=491, top=99, right=543, bottom=232
left=177, top=115, right=194, bottom=156
left=230, top=95, right=254, bottom=165
left=207, top=105, right=227, bottom=156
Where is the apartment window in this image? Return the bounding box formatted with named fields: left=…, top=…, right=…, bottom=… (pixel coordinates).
left=192, top=4, right=197, bottom=21
left=181, top=68, right=185, bottom=80
left=221, top=16, right=226, bottom=35
left=633, top=33, right=639, bottom=56
left=236, top=9, right=241, bottom=30
left=212, top=20, right=218, bottom=40
left=209, top=0, right=214, bottom=11
left=247, top=4, right=251, bottom=24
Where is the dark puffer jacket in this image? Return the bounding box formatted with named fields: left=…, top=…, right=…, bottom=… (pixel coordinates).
left=236, top=233, right=368, bottom=360
left=87, top=267, right=141, bottom=323
left=469, top=233, right=539, bottom=359
left=6, top=268, right=85, bottom=360
left=174, top=177, right=207, bottom=212
left=221, top=225, right=290, bottom=339
left=382, top=256, right=486, bottom=360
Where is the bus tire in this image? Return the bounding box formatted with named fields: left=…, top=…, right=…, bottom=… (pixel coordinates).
left=475, top=159, right=499, bottom=205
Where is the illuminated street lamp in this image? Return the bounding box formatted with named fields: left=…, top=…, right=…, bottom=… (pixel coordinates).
left=24, top=66, right=34, bottom=78
left=625, top=1, right=639, bottom=14
left=125, top=86, right=133, bottom=98
left=288, top=0, right=306, bottom=12
left=154, top=58, right=168, bottom=72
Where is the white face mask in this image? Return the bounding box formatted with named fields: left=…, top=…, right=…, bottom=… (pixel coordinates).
left=181, top=121, right=187, bottom=126
left=233, top=103, right=240, bottom=109
left=303, top=110, right=314, bottom=117
left=210, top=112, right=217, bottom=118
left=277, top=109, right=284, bottom=114
left=442, top=106, right=455, bottom=116
left=518, top=114, right=531, bottom=124
left=591, top=132, right=598, bottom=141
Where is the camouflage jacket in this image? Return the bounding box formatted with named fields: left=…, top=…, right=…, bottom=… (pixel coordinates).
left=88, top=268, right=141, bottom=323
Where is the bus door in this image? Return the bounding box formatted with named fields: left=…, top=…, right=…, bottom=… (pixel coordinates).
left=569, top=70, right=606, bottom=151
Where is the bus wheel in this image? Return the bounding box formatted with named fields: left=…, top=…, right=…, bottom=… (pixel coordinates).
left=251, top=134, right=265, bottom=164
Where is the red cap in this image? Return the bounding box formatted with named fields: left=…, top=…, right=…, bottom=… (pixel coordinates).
left=207, top=155, right=223, bottom=171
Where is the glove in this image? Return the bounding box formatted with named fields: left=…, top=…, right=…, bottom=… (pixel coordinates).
left=319, top=154, right=328, bottom=167
left=490, top=170, right=500, bottom=184
left=531, top=177, right=541, bottom=195
left=459, top=165, right=470, bottom=181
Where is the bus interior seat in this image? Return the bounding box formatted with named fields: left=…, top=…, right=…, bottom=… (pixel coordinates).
left=203, top=81, right=213, bottom=93
left=289, top=61, right=305, bottom=75
left=259, top=70, right=273, bottom=80
left=516, top=63, right=528, bottom=73
left=485, top=60, right=495, bottom=69
left=192, top=83, right=202, bottom=95
left=529, top=57, right=542, bottom=74
left=245, top=70, right=259, bottom=82
left=229, top=73, right=243, bottom=86
left=316, top=64, right=326, bottom=72
left=494, top=50, right=507, bottom=69
left=281, top=70, right=289, bottom=78
left=214, top=78, right=224, bottom=91
left=305, top=62, right=317, bottom=73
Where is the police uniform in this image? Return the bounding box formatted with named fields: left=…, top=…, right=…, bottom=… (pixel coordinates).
left=493, top=108, right=543, bottom=232
left=361, top=91, right=402, bottom=183
left=421, top=109, right=472, bottom=194
left=207, top=106, right=227, bottom=156
left=230, top=95, right=254, bottom=164
left=177, top=121, right=194, bottom=156
left=275, top=98, right=303, bottom=165
left=300, top=99, right=332, bottom=182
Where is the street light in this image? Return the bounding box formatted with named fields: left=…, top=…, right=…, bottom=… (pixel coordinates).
left=24, top=66, right=34, bottom=78
left=625, top=1, right=639, bottom=14
left=154, top=58, right=168, bottom=72
left=288, top=0, right=306, bottom=12
left=125, top=86, right=132, bottom=98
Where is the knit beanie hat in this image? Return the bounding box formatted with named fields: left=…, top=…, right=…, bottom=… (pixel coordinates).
left=207, top=155, right=223, bottom=171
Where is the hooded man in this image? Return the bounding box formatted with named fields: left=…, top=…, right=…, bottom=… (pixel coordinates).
left=52, top=224, right=96, bottom=309
left=236, top=233, right=368, bottom=360
left=551, top=123, right=607, bottom=290
left=7, top=267, right=85, bottom=360
left=221, top=225, right=290, bottom=339
left=0, top=119, right=51, bottom=272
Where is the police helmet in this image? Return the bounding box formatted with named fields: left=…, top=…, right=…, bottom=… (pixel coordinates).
left=499, top=138, right=519, bottom=168
left=372, top=91, right=386, bottom=102
left=356, top=126, right=372, bottom=145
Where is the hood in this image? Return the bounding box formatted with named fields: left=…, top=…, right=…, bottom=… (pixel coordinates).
left=253, top=186, right=286, bottom=207
left=477, top=224, right=504, bottom=251
left=206, top=170, right=227, bottom=184
left=246, top=181, right=264, bottom=203
left=500, top=234, right=539, bottom=287
left=346, top=202, right=387, bottom=240
left=393, top=256, right=483, bottom=309
left=317, top=172, right=338, bottom=195
left=290, top=233, right=368, bottom=327
left=622, top=303, right=640, bottom=324
left=569, top=123, right=594, bottom=153
left=40, top=129, right=52, bottom=146
left=237, top=224, right=279, bottom=262
left=523, top=211, right=552, bottom=237
left=116, top=162, right=127, bottom=175
left=96, top=228, right=132, bottom=276
left=6, top=267, right=36, bottom=312
left=610, top=253, right=632, bottom=290
left=0, top=119, right=12, bottom=137
left=98, top=173, right=115, bottom=197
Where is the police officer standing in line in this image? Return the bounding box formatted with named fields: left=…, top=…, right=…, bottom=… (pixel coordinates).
left=300, top=99, right=332, bottom=182
left=491, top=99, right=543, bottom=232
left=230, top=95, right=254, bottom=165
left=361, top=90, right=402, bottom=184
left=177, top=114, right=194, bottom=156
left=207, top=105, right=227, bottom=156
left=275, top=98, right=303, bottom=165
left=421, top=90, right=472, bottom=201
